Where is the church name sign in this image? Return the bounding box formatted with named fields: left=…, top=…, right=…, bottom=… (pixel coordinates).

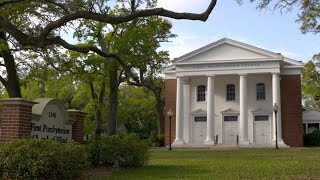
left=31, top=99, right=73, bottom=143
left=193, top=63, right=261, bottom=69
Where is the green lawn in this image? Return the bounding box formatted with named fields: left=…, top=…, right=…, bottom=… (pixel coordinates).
left=107, top=148, right=320, bottom=179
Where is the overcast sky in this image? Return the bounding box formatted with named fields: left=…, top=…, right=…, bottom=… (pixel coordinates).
left=157, top=0, right=320, bottom=62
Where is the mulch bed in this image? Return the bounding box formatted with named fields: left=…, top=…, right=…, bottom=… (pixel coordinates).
left=82, top=166, right=113, bottom=179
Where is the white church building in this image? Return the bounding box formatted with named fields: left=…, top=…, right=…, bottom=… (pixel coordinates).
left=164, top=38, right=304, bottom=147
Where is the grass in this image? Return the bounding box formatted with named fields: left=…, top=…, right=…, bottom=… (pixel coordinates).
left=103, top=148, right=320, bottom=179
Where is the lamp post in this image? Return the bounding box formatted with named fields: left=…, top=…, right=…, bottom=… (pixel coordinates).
left=273, top=103, right=279, bottom=149
left=167, top=109, right=173, bottom=151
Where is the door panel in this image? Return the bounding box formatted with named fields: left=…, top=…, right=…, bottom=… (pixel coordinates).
left=192, top=122, right=206, bottom=144
left=223, top=121, right=238, bottom=145
left=254, top=120, right=271, bottom=145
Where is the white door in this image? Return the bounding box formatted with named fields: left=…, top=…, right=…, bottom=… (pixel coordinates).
left=192, top=116, right=207, bottom=144
left=223, top=116, right=239, bottom=145
left=254, top=115, right=271, bottom=145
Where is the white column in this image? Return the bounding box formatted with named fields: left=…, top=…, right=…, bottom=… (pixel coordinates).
left=173, top=77, right=184, bottom=144
left=239, top=74, right=249, bottom=145
left=183, top=80, right=191, bottom=143
left=205, top=76, right=215, bottom=145
left=272, top=73, right=285, bottom=144
left=305, top=123, right=308, bottom=134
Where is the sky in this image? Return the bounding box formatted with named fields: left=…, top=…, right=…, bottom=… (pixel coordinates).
left=156, top=0, right=320, bottom=63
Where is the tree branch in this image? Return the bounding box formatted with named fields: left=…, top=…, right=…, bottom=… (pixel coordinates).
left=43, top=0, right=69, bottom=14
left=0, top=0, right=25, bottom=7
left=1, top=0, right=216, bottom=38
left=0, top=75, right=7, bottom=86
left=117, top=68, right=125, bottom=87
left=41, top=0, right=216, bottom=37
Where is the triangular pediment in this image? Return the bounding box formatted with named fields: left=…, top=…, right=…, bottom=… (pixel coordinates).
left=191, top=108, right=207, bottom=115
left=251, top=108, right=272, bottom=115
left=221, top=108, right=239, bottom=115
left=174, top=38, right=282, bottom=64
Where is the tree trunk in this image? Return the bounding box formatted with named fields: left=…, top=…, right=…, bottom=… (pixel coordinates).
left=154, top=90, right=165, bottom=134
left=89, top=81, right=106, bottom=138
left=0, top=31, right=21, bottom=98
left=137, top=77, right=165, bottom=135
left=97, top=35, right=120, bottom=136
left=107, top=60, right=119, bottom=136
left=95, top=108, right=102, bottom=137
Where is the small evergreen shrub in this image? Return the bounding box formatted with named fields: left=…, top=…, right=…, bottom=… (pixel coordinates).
left=0, top=139, right=88, bottom=180
left=304, top=130, right=320, bottom=146
left=158, top=134, right=165, bottom=147
left=148, top=131, right=165, bottom=147
left=148, top=130, right=159, bottom=146
left=86, top=134, right=149, bottom=167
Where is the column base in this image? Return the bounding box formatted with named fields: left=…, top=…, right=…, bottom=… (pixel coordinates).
left=172, top=138, right=184, bottom=145
left=205, top=139, right=215, bottom=145
left=272, top=139, right=290, bottom=148
left=239, top=139, right=250, bottom=146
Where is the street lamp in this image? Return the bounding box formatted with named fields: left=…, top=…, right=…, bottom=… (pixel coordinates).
left=167, top=109, right=173, bottom=151
left=273, top=103, right=279, bottom=149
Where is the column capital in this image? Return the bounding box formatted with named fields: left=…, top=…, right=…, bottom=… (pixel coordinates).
left=206, top=74, right=216, bottom=77
left=238, top=73, right=247, bottom=76
left=272, top=73, right=280, bottom=75
left=206, top=75, right=215, bottom=79
left=177, top=76, right=190, bottom=83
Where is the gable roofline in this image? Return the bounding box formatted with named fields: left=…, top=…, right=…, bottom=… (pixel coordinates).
left=191, top=108, right=207, bottom=114
left=283, top=57, right=304, bottom=66
left=251, top=108, right=272, bottom=114
left=221, top=108, right=240, bottom=114
left=173, top=38, right=284, bottom=63
left=162, top=64, right=175, bottom=72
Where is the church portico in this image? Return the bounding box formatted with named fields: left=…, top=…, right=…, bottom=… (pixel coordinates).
left=165, top=38, right=304, bottom=148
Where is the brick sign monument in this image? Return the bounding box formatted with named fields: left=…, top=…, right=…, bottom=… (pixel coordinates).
left=0, top=98, right=86, bottom=143
left=31, top=98, right=74, bottom=143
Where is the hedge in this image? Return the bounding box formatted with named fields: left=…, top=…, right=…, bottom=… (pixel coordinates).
left=0, top=139, right=88, bottom=180
left=304, top=130, right=320, bottom=146
left=86, top=134, right=149, bottom=167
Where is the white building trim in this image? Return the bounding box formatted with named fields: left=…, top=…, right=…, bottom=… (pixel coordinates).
left=164, top=38, right=303, bottom=147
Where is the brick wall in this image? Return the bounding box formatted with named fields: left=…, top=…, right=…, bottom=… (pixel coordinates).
left=281, top=75, right=303, bottom=147
left=68, top=110, right=86, bottom=143
left=164, top=79, right=177, bottom=146
left=0, top=98, right=36, bottom=143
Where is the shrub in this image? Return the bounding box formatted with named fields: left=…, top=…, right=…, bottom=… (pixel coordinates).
left=148, top=130, right=159, bottom=147
left=158, top=134, right=165, bottom=147
left=0, top=139, right=88, bottom=180
left=86, top=134, right=149, bottom=167
left=304, top=130, right=320, bottom=146
left=148, top=131, right=165, bottom=147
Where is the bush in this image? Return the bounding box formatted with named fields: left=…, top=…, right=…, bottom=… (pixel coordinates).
left=0, top=139, right=88, bottom=180
left=148, top=131, right=165, bottom=147
left=304, top=130, right=320, bottom=146
left=86, top=134, right=149, bottom=167
left=158, top=134, right=165, bottom=147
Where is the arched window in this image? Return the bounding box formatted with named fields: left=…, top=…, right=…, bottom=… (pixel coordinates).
left=197, top=85, right=206, bottom=102
left=256, top=83, right=265, bottom=100
left=226, top=84, right=235, bottom=101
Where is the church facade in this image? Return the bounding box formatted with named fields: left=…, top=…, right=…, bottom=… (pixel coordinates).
left=163, top=38, right=304, bottom=147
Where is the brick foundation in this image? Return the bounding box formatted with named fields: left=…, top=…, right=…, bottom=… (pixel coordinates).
left=0, top=98, right=37, bottom=143
left=68, top=110, right=86, bottom=143
left=281, top=75, right=303, bottom=147
left=164, top=79, right=177, bottom=146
